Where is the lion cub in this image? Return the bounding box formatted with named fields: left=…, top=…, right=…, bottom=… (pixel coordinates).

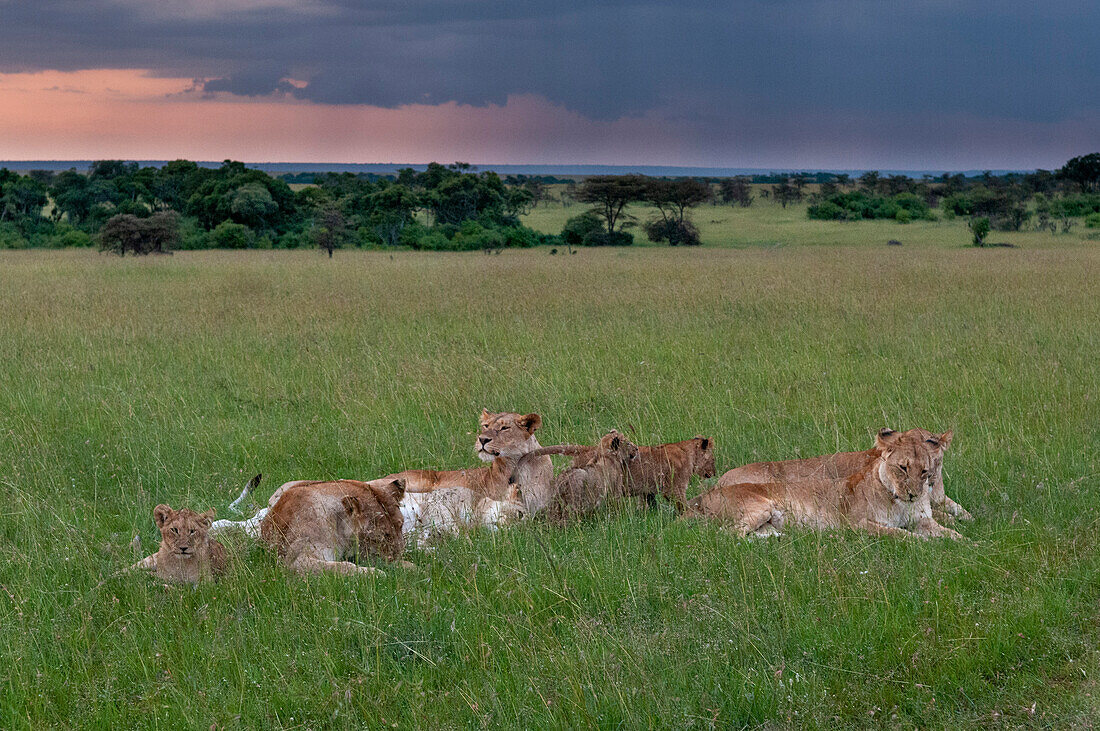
left=533, top=430, right=640, bottom=523
left=565, top=435, right=716, bottom=513
left=260, top=478, right=407, bottom=576
left=132, top=505, right=227, bottom=583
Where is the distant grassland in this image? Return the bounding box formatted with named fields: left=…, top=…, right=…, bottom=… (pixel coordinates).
left=1, top=238, right=1099, bottom=727
left=522, top=192, right=1099, bottom=249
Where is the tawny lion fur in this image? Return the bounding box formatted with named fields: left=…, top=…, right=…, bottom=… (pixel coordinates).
left=688, top=429, right=964, bottom=540
left=132, top=504, right=227, bottom=583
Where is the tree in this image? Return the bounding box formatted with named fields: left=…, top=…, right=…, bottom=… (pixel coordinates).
left=644, top=178, right=710, bottom=245
left=575, top=175, right=648, bottom=237
left=98, top=211, right=179, bottom=255
left=1059, top=153, right=1100, bottom=192
left=718, top=177, right=753, bottom=207
left=311, top=207, right=347, bottom=257
left=771, top=179, right=802, bottom=208
left=368, top=184, right=419, bottom=246
left=968, top=216, right=990, bottom=247
left=230, top=183, right=277, bottom=229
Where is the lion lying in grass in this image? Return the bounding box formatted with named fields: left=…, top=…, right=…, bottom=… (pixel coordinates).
left=259, top=478, right=408, bottom=576
left=132, top=504, right=227, bottom=583
left=561, top=435, right=717, bottom=513
left=531, top=430, right=640, bottom=523
left=407, top=484, right=527, bottom=549
left=688, top=429, right=964, bottom=539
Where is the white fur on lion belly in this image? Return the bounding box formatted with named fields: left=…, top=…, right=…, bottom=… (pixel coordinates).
left=399, top=492, right=430, bottom=536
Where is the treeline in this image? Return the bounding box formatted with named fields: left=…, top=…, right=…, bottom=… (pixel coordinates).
left=0, top=160, right=552, bottom=253
left=803, top=154, right=1100, bottom=236
left=1, top=154, right=1097, bottom=252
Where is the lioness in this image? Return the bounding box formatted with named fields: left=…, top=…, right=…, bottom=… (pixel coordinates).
left=715, top=428, right=968, bottom=522
left=132, top=504, right=227, bottom=583
left=911, top=428, right=971, bottom=522
left=370, top=410, right=555, bottom=513
left=688, top=429, right=963, bottom=539
left=533, top=430, right=640, bottom=523
left=408, top=484, right=527, bottom=549
left=562, top=435, right=716, bottom=513
left=259, top=478, right=407, bottom=576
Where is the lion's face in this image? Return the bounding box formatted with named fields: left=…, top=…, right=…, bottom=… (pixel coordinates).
left=476, top=410, right=543, bottom=462
left=694, top=436, right=717, bottom=478
left=598, top=430, right=639, bottom=464
left=874, top=429, right=937, bottom=502
left=153, top=504, right=215, bottom=559
left=908, top=428, right=953, bottom=495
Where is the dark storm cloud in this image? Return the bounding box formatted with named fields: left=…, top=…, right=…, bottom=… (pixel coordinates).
left=2, top=0, right=1097, bottom=124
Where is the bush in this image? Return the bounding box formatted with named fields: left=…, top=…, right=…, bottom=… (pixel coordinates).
left=0, top=223, right=27, bottom=249
left=56, top=228, right=93, bottom=248
left=209, top=221, right=255, bottom=249
left=1085, top=212, right=1100, bottom=228
left=807, top=201, right=844, bottom=220
left=561, top=212, right=604, bottom=246
left=644, top=218, right=701, bottom=246
left=969, top=217, right=991, bottom=247
left=581, top=230, right=634, bottom=247
left=895, top=209, right=912, bottom=224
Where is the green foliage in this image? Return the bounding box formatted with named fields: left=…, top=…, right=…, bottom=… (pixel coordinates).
left=807, top=191, right=930, bottom=221
left=0, top=221, right=27, bottom=249
left=644, top=217, right=701, bottom=245
left=969, top=216, right=991, bottom=246
left=209, top=220, right=255, bottom=249
left=1085, top=212, right=1100, bottom=228
left=561, top=211, right=605, bottom=246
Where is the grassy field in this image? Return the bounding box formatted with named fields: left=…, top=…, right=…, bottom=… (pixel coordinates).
left=1, top=214, right=1099, bottom=727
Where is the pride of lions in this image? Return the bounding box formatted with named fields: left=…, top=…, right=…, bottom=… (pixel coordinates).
left=133, top=410, right=969, bottom=584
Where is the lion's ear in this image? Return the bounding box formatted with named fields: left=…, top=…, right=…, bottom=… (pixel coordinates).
left=610, top=435, right=621, bottom=451
left=247, top=473, right=262, bottom=491
left=697, top=436, right=711, bottom=451
left=518, top=413, right=542, bottom=434
left=153, top=504, right=173, bottom=527
left=200, top=508, right=216, bottom=526
left=875, top=428, right=899, bottom=450
left=341, top=495, right=361, bottom=518
left=480, top=409, right=492, bottom=426
left=937, top=430, right=954, bottom=450
left=383, top=478, right=406, bottom=500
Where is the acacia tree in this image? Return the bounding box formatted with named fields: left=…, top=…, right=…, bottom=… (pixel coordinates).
left=771, top=179, right=802, bottom=208
left=718, top=177, right=753, bottom=206
left=99, top=211, right=179, bottom=255
left=1060, top=153, right=1100, bottom=192
left=311, top=207, right=347, bottom=258
left=575, top=175, right=648, bottom=238
left=643, top=178, right=710, bottom=245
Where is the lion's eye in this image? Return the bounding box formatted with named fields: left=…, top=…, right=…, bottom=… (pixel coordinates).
left=189, top=529, right=195, bottom=535
left=171, top=527, right=178, bottom=534
left=500, top=426, right=510, bottom=431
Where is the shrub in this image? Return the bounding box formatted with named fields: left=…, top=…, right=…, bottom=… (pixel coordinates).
left=561, top=212, right=604, bottom=246
left=644, top=218, right=701, bottom=246
left=582, top=230, right=634, bottom=247
left=209, top=221, right=255, bottom=249
left=56, top=228, right=92, bottom=248
left=807, top=201, right=843, bottom=220
left=895, top=209, right=912, bottom=224
left=0, top=223, right=27, bottom=249
left=969, top=217, right=991, bottom=247
left=1085, top=212, right=1100, bottom=228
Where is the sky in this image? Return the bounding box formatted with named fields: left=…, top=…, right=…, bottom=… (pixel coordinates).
left=0, top=0, right=1096, bottom=169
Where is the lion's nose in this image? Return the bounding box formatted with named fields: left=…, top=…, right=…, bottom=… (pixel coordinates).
left=479, top=437, right=491, bottom=446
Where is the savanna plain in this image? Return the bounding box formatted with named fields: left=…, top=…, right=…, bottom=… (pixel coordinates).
left=2, top=203, right=1100, bottom=728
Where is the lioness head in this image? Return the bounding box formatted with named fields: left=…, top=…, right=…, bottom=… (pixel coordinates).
left=909, top=428, right=953, bottom=493
left=476, top=410, right=544, bottom=462
left=693, top=436, right=717, bottom=478
left=341, top=478, right=407, bottom=561
left=874, top=428, right=937, bottom=502
left=598, top=430, right=639, bottom=464
left=153, top=504, right=216, bottom=559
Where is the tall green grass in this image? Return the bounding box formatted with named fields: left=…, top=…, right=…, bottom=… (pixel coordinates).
left=1, top=243, right=1098, bottom=727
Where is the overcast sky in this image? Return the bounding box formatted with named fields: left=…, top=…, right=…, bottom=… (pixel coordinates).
left=0, top=0, right=1096, bottom=168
